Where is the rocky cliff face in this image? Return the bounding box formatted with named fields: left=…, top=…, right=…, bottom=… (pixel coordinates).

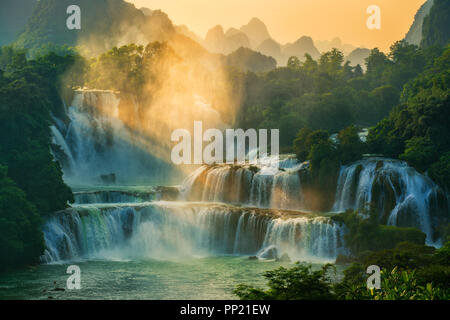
left=404, top=0, right=434, bottom=45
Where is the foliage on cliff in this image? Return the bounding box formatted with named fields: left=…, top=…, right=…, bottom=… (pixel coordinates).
left=331, top=208, right=426, bottom=255
left=0, top=46, right=76, bottom=268
left=0, top=165, right=44, bottom=269
left=236, top=41, right=438, bottom=149
left=421, top=0, right=450, bottom=48
left=367, top=45, right=450, bottom=189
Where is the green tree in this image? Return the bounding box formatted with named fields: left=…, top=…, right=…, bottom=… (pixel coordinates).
left=400, top=136, right=438, bottom=172
left=337, top=126, right=364, bottom=164
left=234, top=263, right=336, bottom=300
left=0, top=165, right=44, bottom=269
left=429, top=152, right=450, bottom=190
left=421, top=0, right=450, bottom=48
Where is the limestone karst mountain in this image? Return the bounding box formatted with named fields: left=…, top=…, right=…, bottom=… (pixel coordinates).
left=15, top=0, right=176, bottom=55
left=204, top=25, right=228, bottom=53
left=282, top=36, right=321, bottom=62
left=175, top=25, right=204, bottom=44
left=204, top=25, right=251, bottom=54
left=345, top=47, right=371, bottom=69
left=404, top=0, right=434, bottom=45
left=239, top=17, right=271, bottom=48
left=225, top=47, right=277, bottom=72
left=202, top=18, right=370, bottom=67
left=257, top=38, right=282, bottom=62
left=420, top=0, right=450, bottom=48
left=315, top=37, right=357, bottom=56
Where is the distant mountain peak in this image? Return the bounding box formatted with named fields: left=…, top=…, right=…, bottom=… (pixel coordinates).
left=239, top=17, right=270, bottom=48
left=295, top=36, right=315, bottom=46
left=207, top=25, right=225, bottom=36
left=248, top=17, right=266, bottom=27
left=225, top=27, right=241, bottom=37
left=282, top=35, right=320, bottom=61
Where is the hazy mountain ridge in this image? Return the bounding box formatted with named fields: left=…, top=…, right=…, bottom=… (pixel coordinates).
left=204, top=25, right=251, bottom=54
left=315, top=37, right=357, bottom=56
left=345, top=48, right=371, bottom=69
left=203, top=17, right=371, bottom=67
left=6, top=0, right=443, bottom=71
left=9, top=0, right=276, bottom=74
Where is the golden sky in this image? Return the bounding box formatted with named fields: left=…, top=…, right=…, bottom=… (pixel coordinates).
left=129, top=0, right=427, bottom=51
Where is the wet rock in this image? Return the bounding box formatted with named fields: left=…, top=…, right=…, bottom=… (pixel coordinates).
left=276, top=253, right=291, bottom=262
left=371, top=172, right=399, bottom=224
left=376, top=160, right=384, bottom=170
left=259, top=246, right=278, bottom=260
left=52, top=287, right=65, bottom=292
left=155, top=186, right=180, bottom=201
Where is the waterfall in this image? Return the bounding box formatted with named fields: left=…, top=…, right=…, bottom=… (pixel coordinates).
left=51, top=90, right=178, bottom=185
left=332, top=158, right=449, bottom=244
left=181, top=158, right=449, bottom=244
left=74, top=190, right=154, bottom=204
left=262, top=217, right=343, bottom=261
left=181, top=157, right=308, bottom=211
left=41, top=202, right=345, bottom=263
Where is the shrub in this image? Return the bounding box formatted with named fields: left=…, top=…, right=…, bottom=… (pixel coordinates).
left=234, top=263, right=336, bottom=300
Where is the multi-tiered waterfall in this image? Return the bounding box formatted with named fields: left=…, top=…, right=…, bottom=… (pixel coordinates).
left=44, top=89, right=449, bottom=266
left=45, top=90, right=347, bottom=263
left=181, top=158, right=449, bottom=244
left=333, top=159, right=449, bottom=242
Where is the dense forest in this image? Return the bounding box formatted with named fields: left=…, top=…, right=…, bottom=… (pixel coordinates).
left=0, top=49, right=74, bottom=268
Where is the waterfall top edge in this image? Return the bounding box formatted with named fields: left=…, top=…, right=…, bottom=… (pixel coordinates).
left=58, top=201, right=322, bottom=220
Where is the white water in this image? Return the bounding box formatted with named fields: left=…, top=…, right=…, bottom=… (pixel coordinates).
left=45, top=90, right=448, bottom=266
left=42, top=202, right=345, bottom=263
left=181, top=156, right=308, bottom=210
left=181, top=158, right=449, bottom=243
left=51, top=90, right=177, bottom=185
left=332, top=159, right=447, bottom=244
left=44, top=89, right=350, bottom=266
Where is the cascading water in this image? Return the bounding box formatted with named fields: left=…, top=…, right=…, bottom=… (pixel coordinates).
left=181, top=156, right=308, bottom=211
left=42, top=202, right=345, bottom=263
left=51, top=90, right=178, bottom=185
left=332, top=158, right=449, bottom=244
left=181, top=157, right=449, bottom=244
left=44, top=89, right=349, bottom=265
left=44, top=88, right=448, bottom=268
